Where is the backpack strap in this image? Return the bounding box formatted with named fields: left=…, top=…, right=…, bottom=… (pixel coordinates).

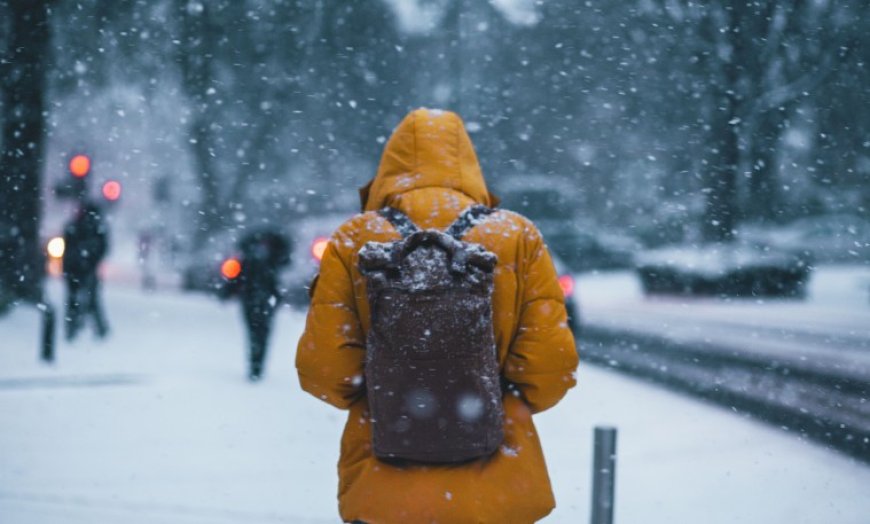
left=445, top=205, right=494, bottom=240
left=378, top=207, right=420, bottom=238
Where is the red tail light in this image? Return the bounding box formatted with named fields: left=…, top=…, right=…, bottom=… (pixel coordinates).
left=221, top=258, right=242, bottom=280
left=558, top=274, right=575, bottom=298
left=311, top=237, right=329, bottom=262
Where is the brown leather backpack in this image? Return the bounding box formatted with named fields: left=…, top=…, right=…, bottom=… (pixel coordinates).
left=358, top=205, right=504, bottom=463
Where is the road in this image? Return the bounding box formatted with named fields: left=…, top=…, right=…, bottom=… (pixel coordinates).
left=574, top=265, right=870, bottom=461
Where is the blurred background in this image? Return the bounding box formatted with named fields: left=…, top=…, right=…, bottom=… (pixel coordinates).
left=1, top=1, right=869, bottom=523
left=1, top=0, right=868, bottom=262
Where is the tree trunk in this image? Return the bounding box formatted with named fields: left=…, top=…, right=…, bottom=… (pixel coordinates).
left=701, top=4, right=742, bottom=243
left=702, top=111, right=740, bottom=243
left=177, top=0, right=224, bottom=248
left=190, top=118, right=223, bottom=240
left=746, top=111, right=782, bottom=221
left=0, top=0, right=52, bottom=303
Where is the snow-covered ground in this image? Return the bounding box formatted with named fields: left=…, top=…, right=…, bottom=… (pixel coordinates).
left=2, top=278, right=870, bottom=523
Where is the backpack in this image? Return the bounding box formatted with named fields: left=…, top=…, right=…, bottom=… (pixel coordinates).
left=358, top=205, right=504, bottom=463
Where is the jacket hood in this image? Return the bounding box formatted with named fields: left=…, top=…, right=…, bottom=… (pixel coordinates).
left=360, top=108, right=498, bottom=212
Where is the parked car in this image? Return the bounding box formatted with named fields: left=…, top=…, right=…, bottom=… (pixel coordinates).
left=179, top=229, right=242, bottom=294
left=636, top=242, right=812, bottom=298
left=281, top=213, right=350, bottom=308
left=738, top=213, right=870, bottom=264
left=496, top=175, right=639, bottom=272
left=179, top=214, right=350, bottom=308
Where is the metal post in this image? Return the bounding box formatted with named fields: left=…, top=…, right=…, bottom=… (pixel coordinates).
left=590, top=426, right=617, bottom=524
left=39, top=302, right=55, bottom=363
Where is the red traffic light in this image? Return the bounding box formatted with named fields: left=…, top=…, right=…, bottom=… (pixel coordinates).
left=69, top=154, right=91, bottom=178
left=102, top=180, right=122, bottom=201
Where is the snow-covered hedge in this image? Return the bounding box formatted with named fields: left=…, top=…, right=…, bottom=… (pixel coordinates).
left=738, top=214, right=870, bottom=263
left=636, top=243, right=812, bottom=298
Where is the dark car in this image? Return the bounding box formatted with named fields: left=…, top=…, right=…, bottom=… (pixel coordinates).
left=179, top=230, right=241, bottom=294
left=280, top=213, right=350, bottom=308
left=291, top=217, right=581, bottom=335
left=179, top=215, right=350, bottom=308
left=288, top=215, right=582, bottom=334
left=636, top=243, right=812, bottom=298
left=496, top=176, right=639, bottom=272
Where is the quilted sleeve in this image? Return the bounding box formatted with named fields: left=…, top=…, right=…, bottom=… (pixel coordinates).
left=502, top=223, right=579, bottom=413
left=296, top=228, right=366, bottom=410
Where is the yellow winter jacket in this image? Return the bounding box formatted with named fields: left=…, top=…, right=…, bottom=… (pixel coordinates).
left=296, top=108, right=578, bottom=523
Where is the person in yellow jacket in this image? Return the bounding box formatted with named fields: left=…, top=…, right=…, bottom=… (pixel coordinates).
left=297, top=108, right=578, bottom=523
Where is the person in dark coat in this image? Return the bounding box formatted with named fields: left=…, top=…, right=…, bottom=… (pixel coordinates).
left=62, top=201, right=109, bottom=341
left=222, top=230, right=291, bottom=381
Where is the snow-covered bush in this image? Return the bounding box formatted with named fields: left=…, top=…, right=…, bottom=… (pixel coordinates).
left=636, top=243, right=812, bottom=298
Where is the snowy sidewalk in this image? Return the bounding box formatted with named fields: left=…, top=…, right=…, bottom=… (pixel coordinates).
left=1, top=281, right=869, bottom=523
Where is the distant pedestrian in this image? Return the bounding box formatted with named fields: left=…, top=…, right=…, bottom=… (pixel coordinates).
left=221, top=230, right=291, bottom=381
left=296, top=108, right=578, bottom=523
left=62, top=201, right=109, bottom=341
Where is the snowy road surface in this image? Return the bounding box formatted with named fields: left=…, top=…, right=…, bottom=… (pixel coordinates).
left=574, top=265, right=870, bottom=460
left=576, top=265, right=870, bottom=364
left=2, top=280, right=870, bottom=523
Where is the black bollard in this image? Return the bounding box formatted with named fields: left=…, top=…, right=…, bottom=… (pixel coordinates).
left=40, top=302, right=55, bottom=363
left=590, top=426, right=617, bottom=524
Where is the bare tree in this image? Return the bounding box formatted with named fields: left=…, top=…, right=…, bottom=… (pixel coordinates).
left=176, top=0, right=226, bottom=247
left=648, top=0, right=860, bottom=239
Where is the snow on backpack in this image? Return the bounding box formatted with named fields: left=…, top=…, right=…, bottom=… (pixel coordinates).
left=358, top=205, right=504, bottom=463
